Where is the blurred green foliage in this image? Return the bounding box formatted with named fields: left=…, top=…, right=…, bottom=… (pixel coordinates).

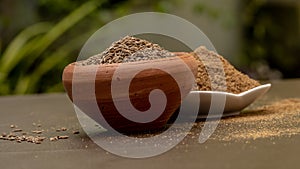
left=0, top=0, right=102, bottom=95
left=0, top=0, right=177, bottom=95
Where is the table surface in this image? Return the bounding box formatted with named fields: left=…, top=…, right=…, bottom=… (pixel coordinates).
left=0, top=79, right=299, bottom=169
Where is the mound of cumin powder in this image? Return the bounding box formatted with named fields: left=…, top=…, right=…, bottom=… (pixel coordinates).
left=192, top=46, right=260, bottom=94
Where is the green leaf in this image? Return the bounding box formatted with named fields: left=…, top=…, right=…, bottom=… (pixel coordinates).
left=15, top=31, right=93, bottom=93
left=0, top=22, right=52, bottom=78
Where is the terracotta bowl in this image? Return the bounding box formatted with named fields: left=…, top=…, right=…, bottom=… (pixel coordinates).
left=62, top=53, right=197, bottom=133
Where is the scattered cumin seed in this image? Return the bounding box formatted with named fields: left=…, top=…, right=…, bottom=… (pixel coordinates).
left=1, top=132, right=7, bottom=137
left=36, top=137, right=46, bottom=141
left=58, top=135, right=69, bottom=139
left=32, top=130, right=43, bottom=134
left=8, top=133, right=16, bottom=137
left=13, top=129, right=23, bottom=132
left=73, top=131, right=80, bottom=134
left=8, top=137, right=15, bottom=141
left=50, top=137, right=58, bottom=141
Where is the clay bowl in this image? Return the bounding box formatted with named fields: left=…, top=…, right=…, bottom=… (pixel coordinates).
left=63, top=53, right=197, bottom=133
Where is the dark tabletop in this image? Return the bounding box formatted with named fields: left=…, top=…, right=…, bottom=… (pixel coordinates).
left=0, top=79, right=299, bottom=169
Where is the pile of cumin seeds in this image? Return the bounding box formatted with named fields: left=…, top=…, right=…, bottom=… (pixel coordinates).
left=193, top=46, right=260, bottom=94
left=78, top=36, right=175, bottom=65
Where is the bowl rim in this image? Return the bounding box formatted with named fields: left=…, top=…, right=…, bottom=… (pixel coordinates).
left=70, top=52, right=193, bottom=68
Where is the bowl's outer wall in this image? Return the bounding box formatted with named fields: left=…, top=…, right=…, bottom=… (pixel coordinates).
left=62, top=54, right=198, bottom=132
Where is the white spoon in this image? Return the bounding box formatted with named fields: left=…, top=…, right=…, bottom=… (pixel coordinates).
left=181, top=83, right=271, bottom=118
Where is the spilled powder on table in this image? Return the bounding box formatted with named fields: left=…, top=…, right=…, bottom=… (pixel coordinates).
left=75, top=99, right=300, bottom=149
left=190, top=98, right=300, bottom=141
